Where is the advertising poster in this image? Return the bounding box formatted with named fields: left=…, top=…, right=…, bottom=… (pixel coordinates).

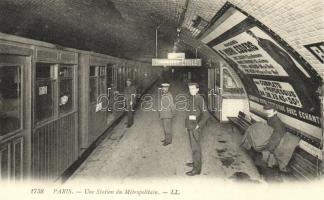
left=198, top=3, right=322, bottom=140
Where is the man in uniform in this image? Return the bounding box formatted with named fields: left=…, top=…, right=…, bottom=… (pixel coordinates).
left=263, top=104, right=286, bottom=152
left=159, top=83, right=175, bottom=146
left=185, top=82, right=209, bottom=176
left=124, top=78, right=137, bottom=128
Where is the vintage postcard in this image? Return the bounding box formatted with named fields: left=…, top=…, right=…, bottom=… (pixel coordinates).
left=0, top=0, right=323, bottom=199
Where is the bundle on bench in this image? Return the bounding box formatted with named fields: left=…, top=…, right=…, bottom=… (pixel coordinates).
left=228, top=111, right=323, bottom=180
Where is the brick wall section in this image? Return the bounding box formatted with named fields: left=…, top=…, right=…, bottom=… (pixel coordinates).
left=184, top=0, right=324, bottom=78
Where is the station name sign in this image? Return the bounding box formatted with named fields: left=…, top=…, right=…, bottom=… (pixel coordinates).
left=152, top=58, right=202, bottom=66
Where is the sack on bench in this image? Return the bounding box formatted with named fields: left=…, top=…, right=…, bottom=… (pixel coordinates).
left=273, top=132, right=300, bottom=171
left=240, top=122, right=273, bottom=152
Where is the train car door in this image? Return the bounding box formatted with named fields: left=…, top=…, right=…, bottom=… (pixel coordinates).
left=208, top=62, right=222, bottom=120
left=0, top=53, right=31, bottom=181
left=106, top=64, right=113, bottom=112
left=33, top=50, right=78, bottom=180
left=112, top=64, right=118, bottom=92
left=88, top=65, right=108, bottom=143
left=133, top=66, right=138, bottom=87
left=108, top=64, right=122, bottom=114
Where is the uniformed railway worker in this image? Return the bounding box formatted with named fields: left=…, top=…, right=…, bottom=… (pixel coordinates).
left=124, top=78, right=137, bottom=128
left=185, top=82, right=209, bottom=176
left=159, top=83, right=175, bottom=146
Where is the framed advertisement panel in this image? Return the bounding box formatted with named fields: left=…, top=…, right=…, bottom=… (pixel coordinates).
left=198, top=2, right=322, bottom=146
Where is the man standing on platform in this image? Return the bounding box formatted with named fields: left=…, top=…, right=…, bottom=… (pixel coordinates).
left=124, top=78, right=137, bottom=128
left=159, top=83, right=175, bottom=146
left=185, top=82, right=209, bottom=176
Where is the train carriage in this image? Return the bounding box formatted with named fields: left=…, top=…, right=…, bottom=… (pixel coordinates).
left=79, top=53, right=118, bottom=151
left=0, top=33, right=160, bottom=181
left=0, top=41, right=32, bottom=180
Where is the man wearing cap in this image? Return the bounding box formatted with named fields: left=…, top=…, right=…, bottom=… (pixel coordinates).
left=263, top=104, right=286, bottom=151
left=124, top=78, right=137, bottom=128
left=159, top=83, right=175, bottom=146
left=185, top=82, right=209, bottom=176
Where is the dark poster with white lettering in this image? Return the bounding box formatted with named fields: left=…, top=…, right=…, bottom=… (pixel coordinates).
left=305, top=42, right=324, bottom=64
left=198, top=3, right=322, bottom=132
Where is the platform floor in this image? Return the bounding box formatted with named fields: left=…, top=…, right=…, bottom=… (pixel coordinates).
left=67, top=81, right=260, bottom=183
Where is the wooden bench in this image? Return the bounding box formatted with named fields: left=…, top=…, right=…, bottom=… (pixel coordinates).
left=289, top=147, right=322, bottom=180
left=228, top=111, right=323, bottom=181
left=228, top=111, right=255, bottom=132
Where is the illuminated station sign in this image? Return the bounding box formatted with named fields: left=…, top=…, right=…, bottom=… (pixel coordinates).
left=152, top=58, right=202, bottom=66
left=152, top=52, right=201, bottom=66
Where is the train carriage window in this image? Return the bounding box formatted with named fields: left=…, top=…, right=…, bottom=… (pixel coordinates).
left=121, top=67, right=126, bottom=91
left=89, top=66, right=98, bottom=103
left=99, top=66, right=107, bottom=95
left=35, top=63, right=55, bottom=124
left=106, top=65, right=113, bottom=111
left=59, top=65, right=74, bottom=114
left=106, top=65, right=113, bottom=89
left=0, top=65, right=21, bottom=136
left=129, top=68, right=132, bottom=79
left=133, top=68, right=137, bottom=86
left=127, top=67, right=133, bottom=80
left=117, top=67, right=123, bottom=92
left=137, top=67, right=142, bottom=92
left=125, top=67, right=128, bottom=79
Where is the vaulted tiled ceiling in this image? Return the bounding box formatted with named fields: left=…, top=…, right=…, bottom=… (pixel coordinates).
left=0, top=0, right=222, bottom=61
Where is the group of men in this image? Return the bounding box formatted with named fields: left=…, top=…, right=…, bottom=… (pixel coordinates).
left=123, top=78, right=209, bottom=176
left=158, top=82, right=209, bottom=176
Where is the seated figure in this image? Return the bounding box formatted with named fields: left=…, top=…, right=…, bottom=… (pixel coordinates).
left=241, top=104, right=300, bottom=174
